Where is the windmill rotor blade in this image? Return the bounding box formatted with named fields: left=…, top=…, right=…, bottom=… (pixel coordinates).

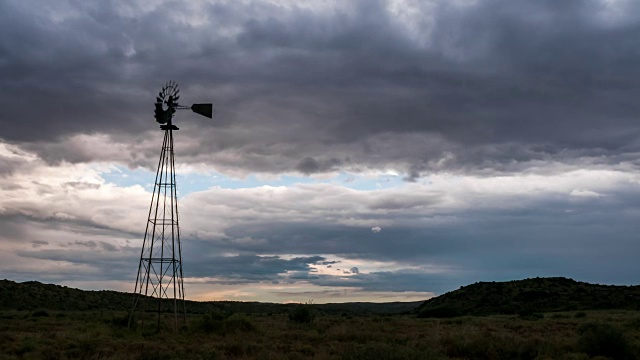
left=191, top=103, right=213, bottom=118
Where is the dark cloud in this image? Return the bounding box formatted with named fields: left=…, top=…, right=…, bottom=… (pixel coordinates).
left=183, top=252, right=327, bottom=284
left=0, top=155, right=28, bottom=178
left=319, top=260, right=339, bottom=266
left=70, top=240, right=98, bottom=248
left=2, top=0, right=640, bottom=175
left=295, top=157, right=342, bottom=174
left=309, top=270, right=457, bottom=294
left=12, top=246, right=137, bottom=283
left=30, top=240, right=48, bottom=248
left=100, top=241, right=118, bottom=252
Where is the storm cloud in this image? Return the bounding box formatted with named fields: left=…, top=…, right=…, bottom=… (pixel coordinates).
left=2, top=0, right=640, bottom=176
left=1, top=0, right=640, bottom=302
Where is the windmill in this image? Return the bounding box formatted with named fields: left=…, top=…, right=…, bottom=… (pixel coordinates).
left=129, top=81, right=212, bottom=330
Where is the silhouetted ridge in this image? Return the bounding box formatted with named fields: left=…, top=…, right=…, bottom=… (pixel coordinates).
left=0, top=279, right=422, bottom=314
left=417, top=277, right=640, bottom=318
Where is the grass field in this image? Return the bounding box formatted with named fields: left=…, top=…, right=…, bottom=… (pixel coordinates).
left=1, top=308, right=639, bottom=359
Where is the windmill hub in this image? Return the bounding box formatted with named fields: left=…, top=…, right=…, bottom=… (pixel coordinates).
left=154, top=81, right=213, bottom=129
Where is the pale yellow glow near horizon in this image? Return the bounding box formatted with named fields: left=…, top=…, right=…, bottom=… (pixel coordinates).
left=53, top=279, right=435, bottom=304
left=185, top=282, right=435, bottom=304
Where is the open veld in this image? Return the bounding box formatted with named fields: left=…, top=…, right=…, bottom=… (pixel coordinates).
left=2, top=309, right=640, bottom=359
left=2, top=278, right=640, bottom=359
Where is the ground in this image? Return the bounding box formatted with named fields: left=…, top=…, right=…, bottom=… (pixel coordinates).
left=1, top=309, right=639, bottom=359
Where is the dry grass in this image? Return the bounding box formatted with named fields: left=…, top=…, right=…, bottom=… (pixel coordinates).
left=0, top=309, right=639, bottom=359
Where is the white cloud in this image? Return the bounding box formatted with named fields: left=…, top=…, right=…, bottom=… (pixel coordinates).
left=3, top=139, right=640, bottom=298
left=570, top=189, right=605, bottom=198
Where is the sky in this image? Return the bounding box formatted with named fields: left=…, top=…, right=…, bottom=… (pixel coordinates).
left=1, top=0, right=640, bottom=304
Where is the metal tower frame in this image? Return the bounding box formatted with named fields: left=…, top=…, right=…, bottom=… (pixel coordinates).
left=130, top=123, right=186, bottom=330
left=129, top=81, right=212, bottom=331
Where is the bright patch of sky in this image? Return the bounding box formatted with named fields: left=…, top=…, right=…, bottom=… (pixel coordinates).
left=185, top=281, right=435, bottom=303
left=101, top=166, right=407, bottom=195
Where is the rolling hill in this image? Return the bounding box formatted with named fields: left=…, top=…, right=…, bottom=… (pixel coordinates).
left=5, top=277, right=639, bottom=318
left=0, top=279, right=422, bottom=315
left=417, top=277, right=640, bottom=318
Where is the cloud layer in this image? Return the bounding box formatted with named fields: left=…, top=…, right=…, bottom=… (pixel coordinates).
left=3, top=0, right=640, bottom=177
left=1, top=0, right=640, bottom=302
left=2, top=140, right=640, bottom=301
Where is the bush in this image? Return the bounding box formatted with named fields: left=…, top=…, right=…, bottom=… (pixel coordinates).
left=417, top=306, right=461, bottom=318
left=342, top=342, right=444, bottom=360
left=625, top=317, right=640, bottom=330
left=224, top=313, right=256, bottom=333
left=442, top=333, right=540, bottom=360
left=289, top=305, right=314, bottom=323
left=110, top=313, right=134, bottom=328
left=31, top=309, right=49, bottom=317
left=518, top=312, right=544, bottom=321
left=192, top=312, right=256, bottom=335
left=15, top=338, right=36, bottom=356
left=577, top=322, right=632, bottom=359
left=193, top=311, right=226, bottom=334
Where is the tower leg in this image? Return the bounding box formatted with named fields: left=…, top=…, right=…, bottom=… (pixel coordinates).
left=129, top=128, right=185, bottom=330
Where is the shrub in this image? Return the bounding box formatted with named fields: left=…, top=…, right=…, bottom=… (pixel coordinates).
left=289, top=305, right=314, bottom=324
left=342, top=342, right=444, bottom=360
left=193, top=311, right=226, bottom=334
left=224, top=313, right=256, bottom=333
left=574, top=312, right=587, bottom=319
left=625, top=317, right=640, bottom=329
left=192, top=312, right=256, bottom=335
left=441, top=332, right=541, bottom=360
left=110, top=313, right=133, bottom=328
left=32, top=309, right=49, bottom=317
left=15, top=338, right=36, bottom=356
left=577, top=322, right=632, bottom=359
left=223, top=341, right=261, bottom=358
left=417, top=306, right=461, bottom=318
left=518, top=312, right=544, bottom=321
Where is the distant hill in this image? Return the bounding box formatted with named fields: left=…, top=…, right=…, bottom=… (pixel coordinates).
left=417, top=277, right=640, bottom=318
left=0, top=279, right=422, bottom=315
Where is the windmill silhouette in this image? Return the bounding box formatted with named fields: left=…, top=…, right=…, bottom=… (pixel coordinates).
left=129, top=81, right=212, bottom=330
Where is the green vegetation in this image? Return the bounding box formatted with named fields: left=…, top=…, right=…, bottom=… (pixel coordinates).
left=3, top=277, right=640, bottom=359
left=289, top=303, right=315, bottom=324
left=417, top=277, right=640, bottom=318
left=576, top=322, right=633, bottom=359
left=192, top=312, right=257, bottom=335
left=1, top=309, right=640, bottom=359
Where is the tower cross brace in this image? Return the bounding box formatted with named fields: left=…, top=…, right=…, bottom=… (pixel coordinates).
left=129, top=122, right=186, bottom=330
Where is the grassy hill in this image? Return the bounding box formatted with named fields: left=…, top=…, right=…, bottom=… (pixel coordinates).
left=0, top=279, right=422, bottom=315
left=417, top=277, right=640, bottom=318
left=6, top=276, right=638, bottom=319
